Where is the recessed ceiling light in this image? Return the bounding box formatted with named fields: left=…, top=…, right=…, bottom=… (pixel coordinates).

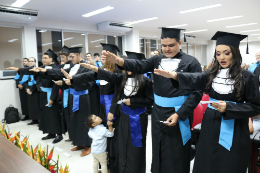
left=166, top=24, right=188, bottom=28
left=63, top=37, right=74, bottom=41
left=8, top=39, right=18, bottom=42
left=28, top=17, right=31, bottom=20
left=125, top=17, right=158, bottom=25
left=95, top=45, right=102, bottom=47
left=184, top=29, right=208, bottom=33
left=82, top=6, right=114, bottom=17
left=114, top=36, right=116, bottom=37
left=39, top=30, right=47, bottom=33
left=241, top=29, right=260, bottom=33
left=207, top=15, right=243, bottom=22
left=11, top=0, right=30, bottom=7
left=154, top=36, right=157, bottom=37
left=91, top=39, right=105, bottom=43
left=81, top=34, right=85, bottom=35
left=42, top=42, right=53, bottom=46
left=241, top=40, right=251, bottom=42
left=180, top=4, right=221, bottom=14
left=226, top=23, right=257, bottom=28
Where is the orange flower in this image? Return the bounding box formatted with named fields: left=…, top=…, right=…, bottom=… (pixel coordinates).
left=49, top=165, right=55, bottom=171
left=60, top=165, right=64, bottom=173
left=48, top=147, right=54, bottom=161
left=37, top=152, right=41, bottom=164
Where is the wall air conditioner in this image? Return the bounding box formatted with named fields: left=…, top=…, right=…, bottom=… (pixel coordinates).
left=0, top=5, right=38, bottom=24
left=97, top=21, right=133, bottom=33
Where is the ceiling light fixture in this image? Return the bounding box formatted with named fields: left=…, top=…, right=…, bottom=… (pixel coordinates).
left=180, top=4, right=221, bottom=14
left=166, top=24, right=188, bottom=28
left=71, top=44, right=83, bottom=47
left=226, top=23, right=257, bottom=28
left=39, top=30, right=47, bottom=33
left=241, top=40, right=251, bottom=42
left=207, top=15, right=243, bottom=22
left=11, top=0, right=30, bottom=7
left=125, top=17, right=158, bottom=25
left=91, top=39, right=104, bottom=43
left=250, top=34, right=260, bottom=36
left=82, top=6, right=114, bottom=17
left=81, top=34, right=85, bottom=35
left=241, top=29, right=260, bottom=33
left=184, top=29, right=208, bottom=33
left=63, top=37, right=74, bottom=41
left=95, top=45, right=102, bottom=47
left=42, top=42, right=53, bottom=46
left=8, top=39, right=18, bottom=42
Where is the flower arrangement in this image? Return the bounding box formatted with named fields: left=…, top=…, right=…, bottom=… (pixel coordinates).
left=0, top=122, right=70, bottom=173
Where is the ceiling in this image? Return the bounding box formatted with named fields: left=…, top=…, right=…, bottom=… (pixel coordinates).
left=1, top=0, right=260, bottom=42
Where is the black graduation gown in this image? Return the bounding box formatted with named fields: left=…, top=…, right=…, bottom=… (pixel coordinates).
left=15, top=67, right=29, bottom=116
left=23, top=70, right=40, bottom=121
left=72, top=68, right=119, bottom=173
left=177, top=70, right=260, bottom=173
left=122, top=52, right=202, bottom=173
left=46, top=60, right=74, bottom=136
left=19, top=65, right=62, bottom=135
left=97, top=68, right=154, bottom=173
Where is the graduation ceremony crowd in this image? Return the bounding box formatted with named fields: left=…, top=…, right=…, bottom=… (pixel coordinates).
left=7, top=27, right=260, bottom=173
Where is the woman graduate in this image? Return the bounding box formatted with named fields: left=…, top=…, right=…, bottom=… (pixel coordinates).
left=81, top=51, right=154, bottom=173
left=154, top=31, right=260, bottom=173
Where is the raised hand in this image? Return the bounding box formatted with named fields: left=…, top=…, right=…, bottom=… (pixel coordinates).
left=102, top=50, right=124, bottom=66
left=6, top=67, right=19, bottom=71
left=61, top=68, right=72, bottom=80
left=79, top=63, right=98, bottom=73
left=63, top=78, right=71, bottom=86
left=154, top=69, right=178, bottom=80
left=29, top=67, right=40, bottom=73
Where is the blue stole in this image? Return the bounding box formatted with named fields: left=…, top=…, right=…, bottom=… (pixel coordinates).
left=248, top=62, right=260, bottom=73
left=207, top=97, right=240, bottom=151
left=100, top=94, right=116, bottom=121
left=69, top=88, right=89, bottom=112
left=41, top=87, right=52, bottom=107
left=14, top=73, right=20, bottom=80
left=122, top=104, right=146, bottom=147
left=154, top=94, right=191, bottom=145
left=146, top=72, right=152, bottom=79
left=19, top=75, right=30, bottom=84
left=95, top=62, right=103, bottom=85
left=28, top=75, right=36, bottom=86
left=63, top=89, right=69, bottom=108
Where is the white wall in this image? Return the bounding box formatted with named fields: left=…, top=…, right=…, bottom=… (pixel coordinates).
left=206, top=40, right=216, bottom=65
left=125, top=28, right=140, bottom=52
left=0, top=79, right=21, bottom=120
left=22, top=26, right=38, bottom=63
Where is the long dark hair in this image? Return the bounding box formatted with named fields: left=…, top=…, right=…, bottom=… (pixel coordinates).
left=118, top=72, right=146, bottom=99
left=205, top=45, right=244, bottom=100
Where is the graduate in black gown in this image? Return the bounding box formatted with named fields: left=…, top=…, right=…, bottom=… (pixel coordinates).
left=10, top=49, right=63, bottom=144
left=24, top=57, right=40, bottom=125
left=68, top=44, right=120, bottom=172
left=102, top=28, right=202, bottom=173
left=43, top=47, right=94, bottom=156
left=14, top=58, right=29, bottom=120
left=83, top=51, right=154, bottom=173
left=154, top=31, right=260, bottom=173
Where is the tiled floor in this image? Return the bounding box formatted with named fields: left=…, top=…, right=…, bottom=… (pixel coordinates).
left=7, top=115, right=194, bottom=173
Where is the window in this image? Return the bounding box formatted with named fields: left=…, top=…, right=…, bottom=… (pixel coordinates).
left=0, top=26, right=22, bottom=70
left=36, top=30, right=62, bottom=65
left=107, top=35, right=123, bottom=55
left=139, top=38, right=144, bottom=54
left=145, top=39, right=157, bottom=58
left=87, top=34, right=106, bottom=57
left=63, top=31, right=86, bottom=57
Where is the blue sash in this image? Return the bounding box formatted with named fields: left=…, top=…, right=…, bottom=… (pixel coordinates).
left=19, top=75, right=30, bottom=84
left=207, top=97, right=240, bottom=151
left=100, top=94, right=116, bottom=121
left=63, top=89, right=69, bottom=108
left=14, top=73, right=20, bottom=80
left=41, top=87, right=52, bottom=107
left=28, top=75, right=36, bottom=86
left=69, top=88, right=89, bottom=112
left=122, top=104, right=146, bottom=147
left=96, top=61, right=103, bottom=67
left=248, top=62, right=260, bottom=73
left=154, top=94, right=191, bottom=145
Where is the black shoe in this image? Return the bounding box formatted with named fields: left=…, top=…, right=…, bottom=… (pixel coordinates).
left=21, top=115, right=29, bottom=121
left=27, top=121, right=38, bottom=125
left=53, top=135, right=63, bottom=144
left=42, top=134, right=56, bottom=140
left=65, top=139, right=72, bottom=142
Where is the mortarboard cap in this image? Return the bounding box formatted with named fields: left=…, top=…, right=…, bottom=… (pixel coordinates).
left=69, top=47, right=83, bottom=54
left=160, top=27, right=186, bottom=42
left=101, top=43, right=120, bottom=55
left=211, top=31, right=249, bottom=54
left=125, top=51, right=145, bottom=61
left=60, top=45, right=70, bottom=55
left=45, top=49, right=58, bottom=62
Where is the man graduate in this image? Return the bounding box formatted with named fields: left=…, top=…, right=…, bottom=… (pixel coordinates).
left=103, top=28, right=202, bottom=173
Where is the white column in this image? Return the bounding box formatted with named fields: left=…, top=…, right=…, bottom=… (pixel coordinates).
left=22, top=26, right=38, bottom=63
left=125, top=28, right=139, bottom=52
left=206, top=40, right=216, bottom=65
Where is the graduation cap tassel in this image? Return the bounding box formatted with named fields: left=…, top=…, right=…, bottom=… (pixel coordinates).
left=246, top=37, right=249, bottom=54
left=184, top=34, right=187, bottom=43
